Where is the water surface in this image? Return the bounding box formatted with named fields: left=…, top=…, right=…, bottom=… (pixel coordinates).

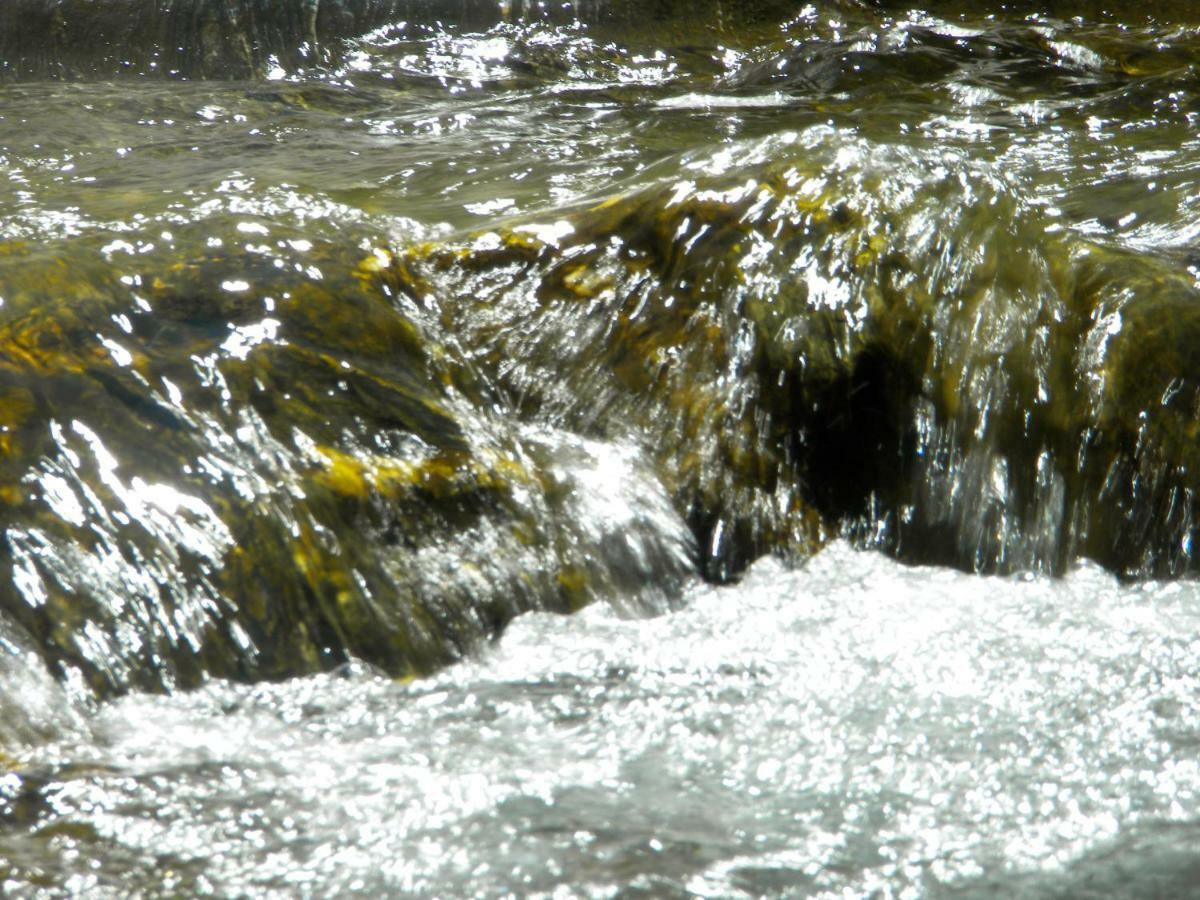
left=4, top=1, right=1200, bottom=895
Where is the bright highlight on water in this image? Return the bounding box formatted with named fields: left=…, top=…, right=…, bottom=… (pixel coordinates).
left=2, top=1, right=1200, bottom=896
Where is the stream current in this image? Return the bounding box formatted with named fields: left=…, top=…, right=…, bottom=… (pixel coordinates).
left=4, top=0, right=1200, bottom=896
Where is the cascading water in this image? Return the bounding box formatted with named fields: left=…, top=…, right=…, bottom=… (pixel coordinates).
left=3, top=1, right=1200, bottom=896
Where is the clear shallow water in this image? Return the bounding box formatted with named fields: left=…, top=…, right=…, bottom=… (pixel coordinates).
left=5, top=543, right=1200, bottom=897
left=5, top=1, right=1200, bottom=894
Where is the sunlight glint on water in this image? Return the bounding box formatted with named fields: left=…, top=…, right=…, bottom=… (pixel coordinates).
left=6, top=544, right=1200, bottom=897
left=5, top=1, right=1200, bottom=895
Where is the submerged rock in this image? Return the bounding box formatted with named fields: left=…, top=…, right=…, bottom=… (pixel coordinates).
left=0, top=223, right=694, bottom=698
left=390, top=127, right=1200, bottom=580
left=4, top=127, right=1200, bottom=697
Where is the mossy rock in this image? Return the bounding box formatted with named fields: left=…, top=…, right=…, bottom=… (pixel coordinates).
left=384, top=129, right=1200, bottom=578
left=0, top=222, right=694, bottom=698
left=9, top=128, right=1200, bottom=702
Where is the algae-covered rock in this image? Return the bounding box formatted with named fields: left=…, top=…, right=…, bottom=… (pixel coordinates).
left=386, top=139, right=874, bottom=580
left=387, top=127, right=1200, bottom=579
left=7, top=124, right=1200, bottom=699
left=0, top=221, right=694, bottom=697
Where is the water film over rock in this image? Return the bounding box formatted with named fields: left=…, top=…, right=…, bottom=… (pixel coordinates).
left=395, top=132, right=1200, bottom=580
left=0, top=223, right=695, bottom=695
left=4, top=0, right=1200, bottom=896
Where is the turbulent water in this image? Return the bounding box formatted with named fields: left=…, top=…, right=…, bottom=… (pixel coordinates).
left=8, top=543, right=1200, bottom=897
left=5, top=0, right=1200, bottom=895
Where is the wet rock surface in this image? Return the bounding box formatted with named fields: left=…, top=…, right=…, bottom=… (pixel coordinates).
left=3, top=0, right=1200, bottom=690
left=4, top=2, right=1200, bottom=894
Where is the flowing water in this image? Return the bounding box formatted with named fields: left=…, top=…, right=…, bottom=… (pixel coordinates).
left=4, top=0, right=1200, bottom=895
